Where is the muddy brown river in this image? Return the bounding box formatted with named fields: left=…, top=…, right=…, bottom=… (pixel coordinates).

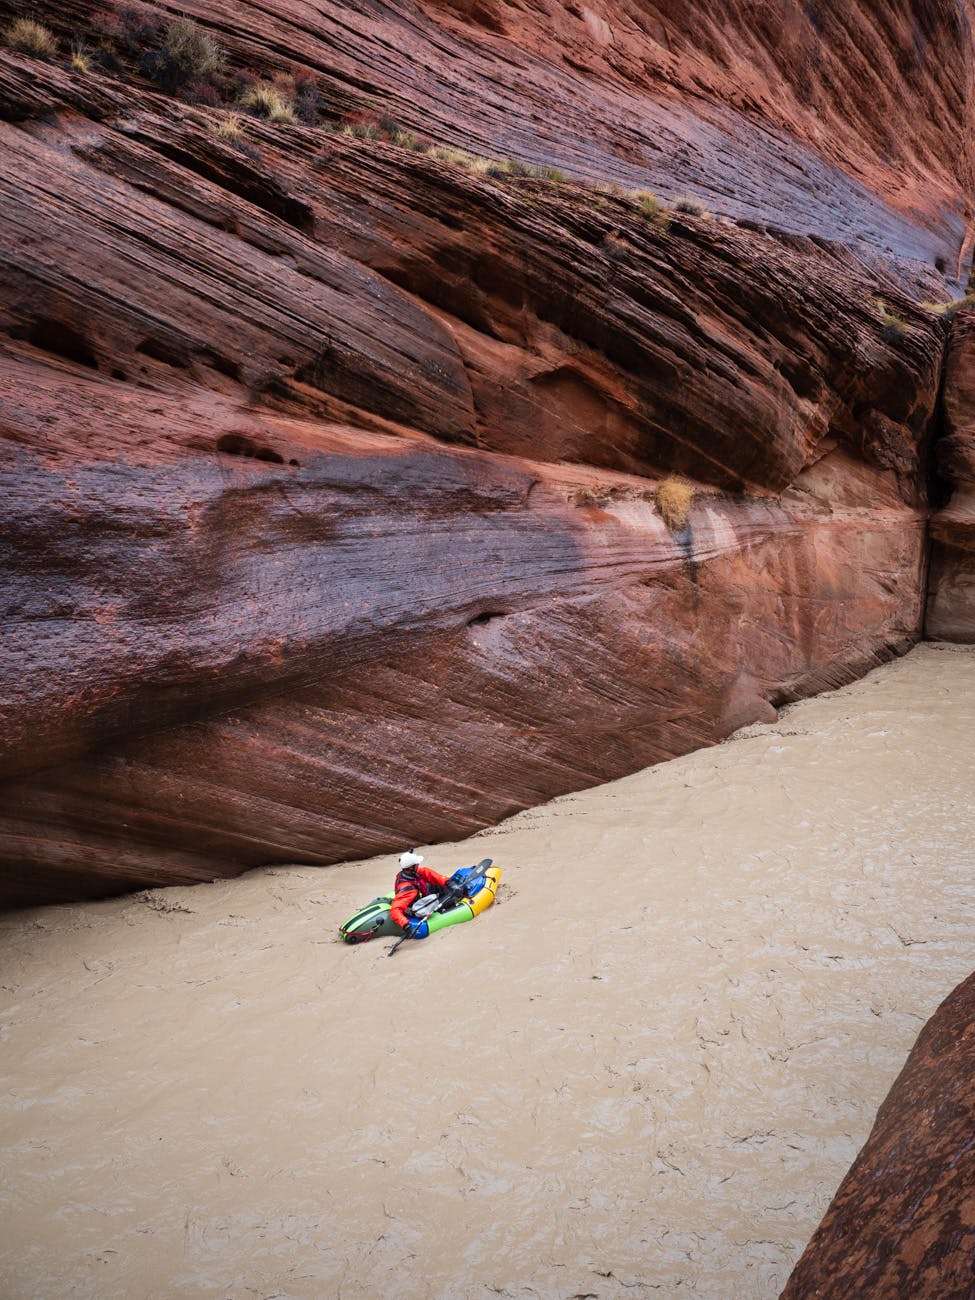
left=2, top=642, right=974, bottom=1298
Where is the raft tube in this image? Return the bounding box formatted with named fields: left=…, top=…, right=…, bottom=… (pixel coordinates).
left=339, top=866, right=502, bottom=944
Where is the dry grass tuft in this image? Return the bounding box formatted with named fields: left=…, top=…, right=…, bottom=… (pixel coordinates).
left=631, top=189, right=671, bottom=229
left=342, top=120, right=382, bottom=141
left=239, top=81, right=296, bottom=123
left=870, top=297, right=909, bottom=341
left=485, top=158, right=566, bottom=180
left=655, top=477, right=693, bottom=532
left=336, top=118, right=569, bottom=182
left=211, top=112, right=245, bottom=141
left=70, top=44, right=90, bottom=73
left=4, top=18, right=57, bottom=58
left=921, top=294, right=975, bottom=320
left=389, top=127, right=422, bottom=150
left=674, top=195, right=711, bottom=218
left=430, top=145, right=517, bottom=175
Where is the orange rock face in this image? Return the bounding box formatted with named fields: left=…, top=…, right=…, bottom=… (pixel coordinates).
left=0, top=1, right=972, bottom=903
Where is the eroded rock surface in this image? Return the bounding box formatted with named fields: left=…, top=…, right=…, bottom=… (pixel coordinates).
left=0, top=1, right=972, bottom=903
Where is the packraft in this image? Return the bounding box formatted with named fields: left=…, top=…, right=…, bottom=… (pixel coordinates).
left=339, top=860, right=500, bottom=944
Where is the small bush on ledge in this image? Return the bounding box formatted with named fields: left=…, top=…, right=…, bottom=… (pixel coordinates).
left=655, top=478, right=694, bottom=532
left=631, top=189, right=671, bottom=229
left=93, top=3, right=165, bottom=53
left=208, top=113, right=261, bottom=161
left=239, top=82, right=296, bottom=123
left=487, top=158, right=566, bottom=181
left=3, top=18, right=58, bottom=58
left=674, top=195, right=712, bottom=218
left=84, top=5, right=328, bottom=123
left=430, top=143, right=495, bottom=173
left=147, top=17, right=223, bottom=92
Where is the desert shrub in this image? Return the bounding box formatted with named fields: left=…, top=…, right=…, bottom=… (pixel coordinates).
left=498, top=158, right=538, bottom=177
left=239, top=81, right=296, bottom=123
left=339, top=110, right=383, bottom=140
left=337, top=121, right=566, bottom=181
left=290, top=68, right=322, bottom=124
left=655, top=477, right=693, bottom=532
left=632, top=189, right=661, bottom=216
left=674, top=195, right=711, bottom=218
left=338, top=114, right=430, bottom=151
left=93, top=3, right=165, bottom=53
left=147, top=17, right=222, bottom=91
left=184, top=79, right=223, bottom=107
left=871, top=297, right=909, bottom=341
left=389, top=127, right=421, bottom=149
left=631, top=188, right=671, bottom=228
left=881, top=317, right=908, bottom=342
left=3, top=18, right=57, bottom=58
left=71, top=43, right=91, bottom=72
left=93, top=44, right=126, bottom=72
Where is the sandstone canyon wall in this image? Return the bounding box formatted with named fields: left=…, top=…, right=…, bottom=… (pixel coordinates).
left=0, top=0, right=973, bottom=908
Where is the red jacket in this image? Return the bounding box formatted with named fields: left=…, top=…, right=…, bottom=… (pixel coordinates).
left=390, top=864, right=449, bottom=931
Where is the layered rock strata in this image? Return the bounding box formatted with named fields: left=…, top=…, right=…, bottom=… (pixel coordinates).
left=1, top=359, right=928, bottom=902
left=35, top=0, right=975, bottom=281
left=0, top=0, right=972, bottom=905
left=783, top=970, right=975, bottom=1297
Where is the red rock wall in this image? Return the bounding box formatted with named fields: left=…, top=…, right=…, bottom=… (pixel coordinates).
left=424, top=0, right=975, bottom=261
left=11, top=0, right=975, bottom=281
left=1, top=369, right=927, bottom=901
left=782, top=970, right=975, bottom=1297
left=0, top=1, right=971, bottom=902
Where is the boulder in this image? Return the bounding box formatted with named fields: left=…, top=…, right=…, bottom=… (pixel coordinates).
left=783, top=971, right=975, bottom=1298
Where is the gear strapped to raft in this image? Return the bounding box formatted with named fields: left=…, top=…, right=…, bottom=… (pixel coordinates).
left=338, top=859, right=499, bottom=947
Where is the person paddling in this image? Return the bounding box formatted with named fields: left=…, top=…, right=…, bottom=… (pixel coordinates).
left=389, top=850, right=450, bottom=939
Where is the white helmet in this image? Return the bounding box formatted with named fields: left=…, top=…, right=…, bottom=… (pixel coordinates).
left=399, top=850, right=424, bottom=869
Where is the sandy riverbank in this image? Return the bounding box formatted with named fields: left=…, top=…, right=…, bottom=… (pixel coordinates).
left=2, top=642, right=974, bottom=1298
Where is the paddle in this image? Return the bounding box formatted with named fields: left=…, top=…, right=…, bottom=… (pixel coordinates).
left=387, top=858, right=493, bottom=956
